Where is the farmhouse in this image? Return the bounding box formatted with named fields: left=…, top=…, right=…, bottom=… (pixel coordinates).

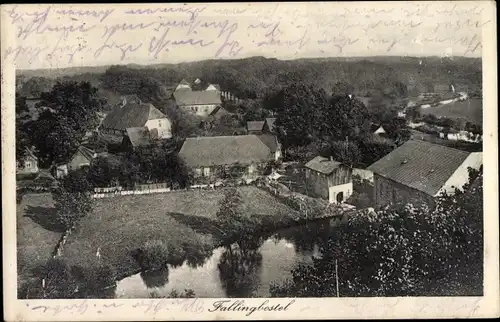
left=172, top=90, right=222, bottom=117
left=178, top=135, right=275, bottom=180
left=304, top=156, right=353, bottom=204
left=367, top=139, right=483, bottom=207
left=100, top=97, right=172, bottom=143
left=52, top=145, right=97, bottom=178
left=17, top=148, right=39, bottom=175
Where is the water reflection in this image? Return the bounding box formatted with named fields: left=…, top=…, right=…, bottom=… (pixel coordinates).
left=218, top=242, right=264, bottom=297
left=140, top=268, right=169, bottom=289
left=116, top=220, right=333, bottom=298
left=274, top=219, right=331, bottom=255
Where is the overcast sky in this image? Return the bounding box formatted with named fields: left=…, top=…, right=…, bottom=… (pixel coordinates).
left=2, top=1, right=491, bottom=70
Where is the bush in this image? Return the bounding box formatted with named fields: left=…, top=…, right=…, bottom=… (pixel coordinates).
left=137, top=240, right=169, bottom=271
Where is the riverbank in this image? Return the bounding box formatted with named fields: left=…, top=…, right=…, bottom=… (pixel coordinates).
left=60, top=186, right=305, bottom=285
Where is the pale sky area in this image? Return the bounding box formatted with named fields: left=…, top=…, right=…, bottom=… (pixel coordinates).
left=1, top=1, right=491, bottom=70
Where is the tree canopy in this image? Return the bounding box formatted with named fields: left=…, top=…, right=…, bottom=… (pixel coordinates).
left=25, top=81, right=104, bottom=166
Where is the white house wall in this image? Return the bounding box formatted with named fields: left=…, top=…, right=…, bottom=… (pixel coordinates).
left=328, top=182, right=353, bottom=204
left=437, top=152, right=483, bottom=195
left=145, top=118, right=173, bottom=139
left=182, top=104, right=218, bottom=117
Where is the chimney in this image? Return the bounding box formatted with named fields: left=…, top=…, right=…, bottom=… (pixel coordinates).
left=330, top=156, right=333, bottom=162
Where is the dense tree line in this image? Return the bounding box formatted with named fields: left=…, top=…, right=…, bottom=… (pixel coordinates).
left=266, top=83, right=409, bottom=166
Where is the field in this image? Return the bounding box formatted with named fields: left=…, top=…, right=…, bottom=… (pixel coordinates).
left=420, top=98, right=483, bottom=125
left=17, top=193, right=62, bottom=288
left=61, top=186, right=299, bottom=278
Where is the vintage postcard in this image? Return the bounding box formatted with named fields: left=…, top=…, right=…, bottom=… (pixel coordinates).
left=2, top=1, right=499, bottom=321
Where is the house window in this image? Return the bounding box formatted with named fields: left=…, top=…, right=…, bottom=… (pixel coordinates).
left=195, top=168, right=202, bottom=176
left=204, top=106, right=209, bottom=112
left=158, top=120, right=161, bottom=127
left=25, top=161, right=32, bottom=168
left=203, top=167, right=210, bottom=177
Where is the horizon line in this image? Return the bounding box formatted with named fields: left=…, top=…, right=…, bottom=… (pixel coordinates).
left=16, top=54, right=482, bottom=72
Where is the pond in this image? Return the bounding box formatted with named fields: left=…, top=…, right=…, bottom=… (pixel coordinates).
left=114, top=218, right=336, bottom=298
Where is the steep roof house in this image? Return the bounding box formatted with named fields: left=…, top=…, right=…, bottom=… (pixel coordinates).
left=17, top=148, right=39, bottom=175
left=175, top=79, right=192, bottom=91
left=68, top=145, right=97, bottom=171
left=100, top=99, right=172, bottom=142
left=178, top=135, right=274, bottom=179
left=367, top=139, right=483, bottom=207
left=172, top=90, right=222, bottom=117
left=304, top=156, right=353, bottom=204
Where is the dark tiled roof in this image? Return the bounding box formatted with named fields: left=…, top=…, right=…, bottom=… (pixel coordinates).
left=101, top=101, right=166, bottom=130
left=257, top=134, right=279, bottom=153
left=305, top=156, right=342, bottom=174
left=247, top=121, right=265, bottom=132
left=178, top=135, right=272, bottom=167
left=125, top=127, right=152, bottom=147
left=367, top=140, right=471, bottom=196
left=173, top=90, right=222, bottom=106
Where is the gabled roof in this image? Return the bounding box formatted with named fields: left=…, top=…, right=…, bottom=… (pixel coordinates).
left=173, top=90, right=222, bottom=106
left=125, top=127, right=152, bottom=148
left=101, top=101, right=167, bottom=130
left=265, top=118, right=276, bottom=132
left=178, top=135, right=272, bottom=167
left=247, top=121, right=265, bottom=132
left=74, top=145, right=96, bottom=162
left=305, top=156, right=342, bottom=175
left=367, top=140, right=472, bottom=196
left=257, top=134, right=279, bottom=153
left=206, top=84, right=221, bottom=91
left=374, top=126, right=386, bottom=134
left=24, top=148, right=38, bottom=161
left=179, top=79, right=190, bottom=86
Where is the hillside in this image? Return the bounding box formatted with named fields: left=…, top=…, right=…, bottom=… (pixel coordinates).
left=16, top=56, right=482, bottom=109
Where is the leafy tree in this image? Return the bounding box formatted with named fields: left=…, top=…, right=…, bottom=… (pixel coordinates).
left=215, top=188, right=259, bottom=248
left=15, top=93, right=32, bottom=165
left=53, top=170, right=94, bottom=229
left=87, top=154, right=123, bottom=187
left=164, top=102, right=204, bottom=138
left=136, top=240, right=169, bottom=271
left=320, top=95, right=371, bottom=142
left=322, top=141, right=362, bottom=168
left=274, top=83, right=328, bottom=149
left=27, top=81, right=104, bottom=166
